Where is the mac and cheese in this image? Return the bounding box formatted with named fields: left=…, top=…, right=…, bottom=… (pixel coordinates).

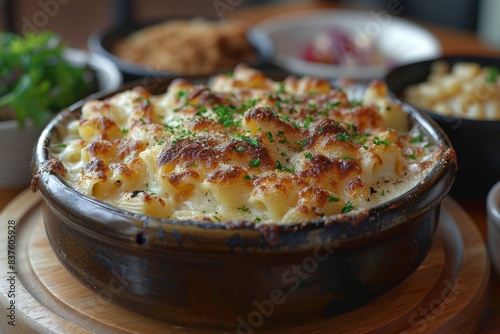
left=50, top=65, right=443, bottom=225
left=405, top=61, right=500, bottom=120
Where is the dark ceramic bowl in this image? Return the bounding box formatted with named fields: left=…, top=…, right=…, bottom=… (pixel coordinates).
left=31, top=77, right=456, bottom=330
left=384, top=55, right=500, bottom=199
left=88, top=18, right=275, bottom=83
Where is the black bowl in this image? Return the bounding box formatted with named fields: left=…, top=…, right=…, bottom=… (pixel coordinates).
left=88, top=18, right=275, bottom=83
left=385, top=55, right=500, bottom=199
left=31, top=76, right=456, bottom=330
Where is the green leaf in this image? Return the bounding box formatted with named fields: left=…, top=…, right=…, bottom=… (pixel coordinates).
left=341, top=201, right=354, bottom=213
left=249, top=158, right=261, bottom=168
left=487, top=66, right=498, bottom=84
left=0, top=31, right=95, bottom=128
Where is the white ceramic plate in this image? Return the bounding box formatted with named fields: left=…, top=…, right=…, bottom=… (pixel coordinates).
left=252, top=9, right=442, bottom=80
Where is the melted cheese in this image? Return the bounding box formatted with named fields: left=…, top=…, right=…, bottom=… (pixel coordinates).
left=50, top=65, right=443, bottom=225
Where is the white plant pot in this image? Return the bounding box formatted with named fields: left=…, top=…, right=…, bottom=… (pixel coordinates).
left=0, top=120, right=42, bottom=187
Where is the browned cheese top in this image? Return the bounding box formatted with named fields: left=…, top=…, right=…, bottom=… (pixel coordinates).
left=51, top=65, right=444, bottom=225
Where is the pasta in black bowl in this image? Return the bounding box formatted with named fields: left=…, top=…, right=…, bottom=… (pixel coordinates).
left=31, top=67, right=456, bottom=330
left=385, top=55, right=500, bottom=198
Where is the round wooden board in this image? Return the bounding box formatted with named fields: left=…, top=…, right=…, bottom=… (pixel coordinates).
left=0, top=190, right=490, bottom=333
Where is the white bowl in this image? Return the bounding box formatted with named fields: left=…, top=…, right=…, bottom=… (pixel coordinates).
left=0, top=49, right=122, bottom=188
left=252, top=9, right=442, bottom=80
left=63, top=48, right=123, bottom=93
left=487, top=181, right=500, bottom=276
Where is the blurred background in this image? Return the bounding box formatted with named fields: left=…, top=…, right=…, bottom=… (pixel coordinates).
left=1, top=0, right=499, bottom=49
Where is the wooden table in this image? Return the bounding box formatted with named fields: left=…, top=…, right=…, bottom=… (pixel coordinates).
left=1, top=1, right=500, bottom=332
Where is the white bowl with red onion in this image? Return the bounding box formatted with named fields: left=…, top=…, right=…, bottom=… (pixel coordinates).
left=252, top=9, right=441, bottom=80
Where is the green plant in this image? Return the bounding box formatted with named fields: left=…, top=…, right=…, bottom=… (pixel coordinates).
left=0, top=31, right=95, bottom=128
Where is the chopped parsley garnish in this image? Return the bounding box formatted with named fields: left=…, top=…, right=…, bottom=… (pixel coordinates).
left=244, top=175, right=251, bottom=180
left=164, top=124, right=180, bottom=134
left=235, top=146, right=245, bottom=152
left=277, top=130, right=285, bottom=137
left=171, top=129, right=196, bottom=144
left=294, top=139, right=307, bottom=151
left=373, top=137, right=391, bottom=146
left=347, top=123, right=358, bottom=135
left=235, top=134, right=259, bottom=147
left=240, top=98, right=258, bottom=112
left=238, top=205, right=249, bottom=212
left=135, top=96, right=151, bottom=105
left=55, top=143, right=67, bottom=148
left=280, top=151, right=287, bottom=157
left=275, top=160, right=295, bottom=172
left=329, top=195, right=339, bottom=202
left=197, top=104, right=208, bottom=114
left=121, top=128, right=129, bottom=133
left=410, top=135, right=423, bottom=143
left=303, top=116, right=314, bottom=128
left=353, top=134, right=365, bottom=145
left=336, top=132, right=350, bottom=142
left=343, top=155, right=354, bottom=160
left=341, top=201, right=354, bottom=213
left=226, top=71, right=234, bottom=77
left=266, top=132, right=274, bottom=142
left=249, top=158, right=261, bottom=168
left=349, top=100, right=363, bottom=108
left=254, top=217, right=262, bottom=223
left=213, top=104, right=240, bottom=127
left=275, top=160, right=283, bottom=170
left=290, top=95, right=302, bottom=104
left=326, top=101, right=341, bottom=109
left=408, top=151, right=416, bottom=160
left=175, top=90, right=189, bottom=99
left=278, top=139, right=288, bottom=144
left=277, top=82, right=286, bottom=94
left=487, top=66, right=498, bottom=84
left=305, top=152, right=313, bottom=159
left=213, top=215, right=222, bottom=222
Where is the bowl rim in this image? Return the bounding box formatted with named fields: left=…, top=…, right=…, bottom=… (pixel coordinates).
left=488, top=181, right=500, bottom=227
left=384, top=54, right=500, bottom=125
left=63, top=47, right=123, bottom=92
left=31, top=76, right=456, bottom=249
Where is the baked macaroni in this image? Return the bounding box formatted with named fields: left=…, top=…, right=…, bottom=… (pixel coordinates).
left=405, top=61, right=500, bottom=120
left=50, top=65, right=443, bottom=225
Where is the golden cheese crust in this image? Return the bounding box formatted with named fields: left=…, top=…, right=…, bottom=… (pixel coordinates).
left=51, top=65, right=443, bottom=225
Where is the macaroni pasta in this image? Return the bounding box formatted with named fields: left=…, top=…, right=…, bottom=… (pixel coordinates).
left=405, top=61, right=500, bottom=120
left=50, top=65, right=443, bottom=225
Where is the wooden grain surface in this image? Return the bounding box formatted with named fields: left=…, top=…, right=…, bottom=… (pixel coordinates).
left=0, top=190, right=490, bottom=333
